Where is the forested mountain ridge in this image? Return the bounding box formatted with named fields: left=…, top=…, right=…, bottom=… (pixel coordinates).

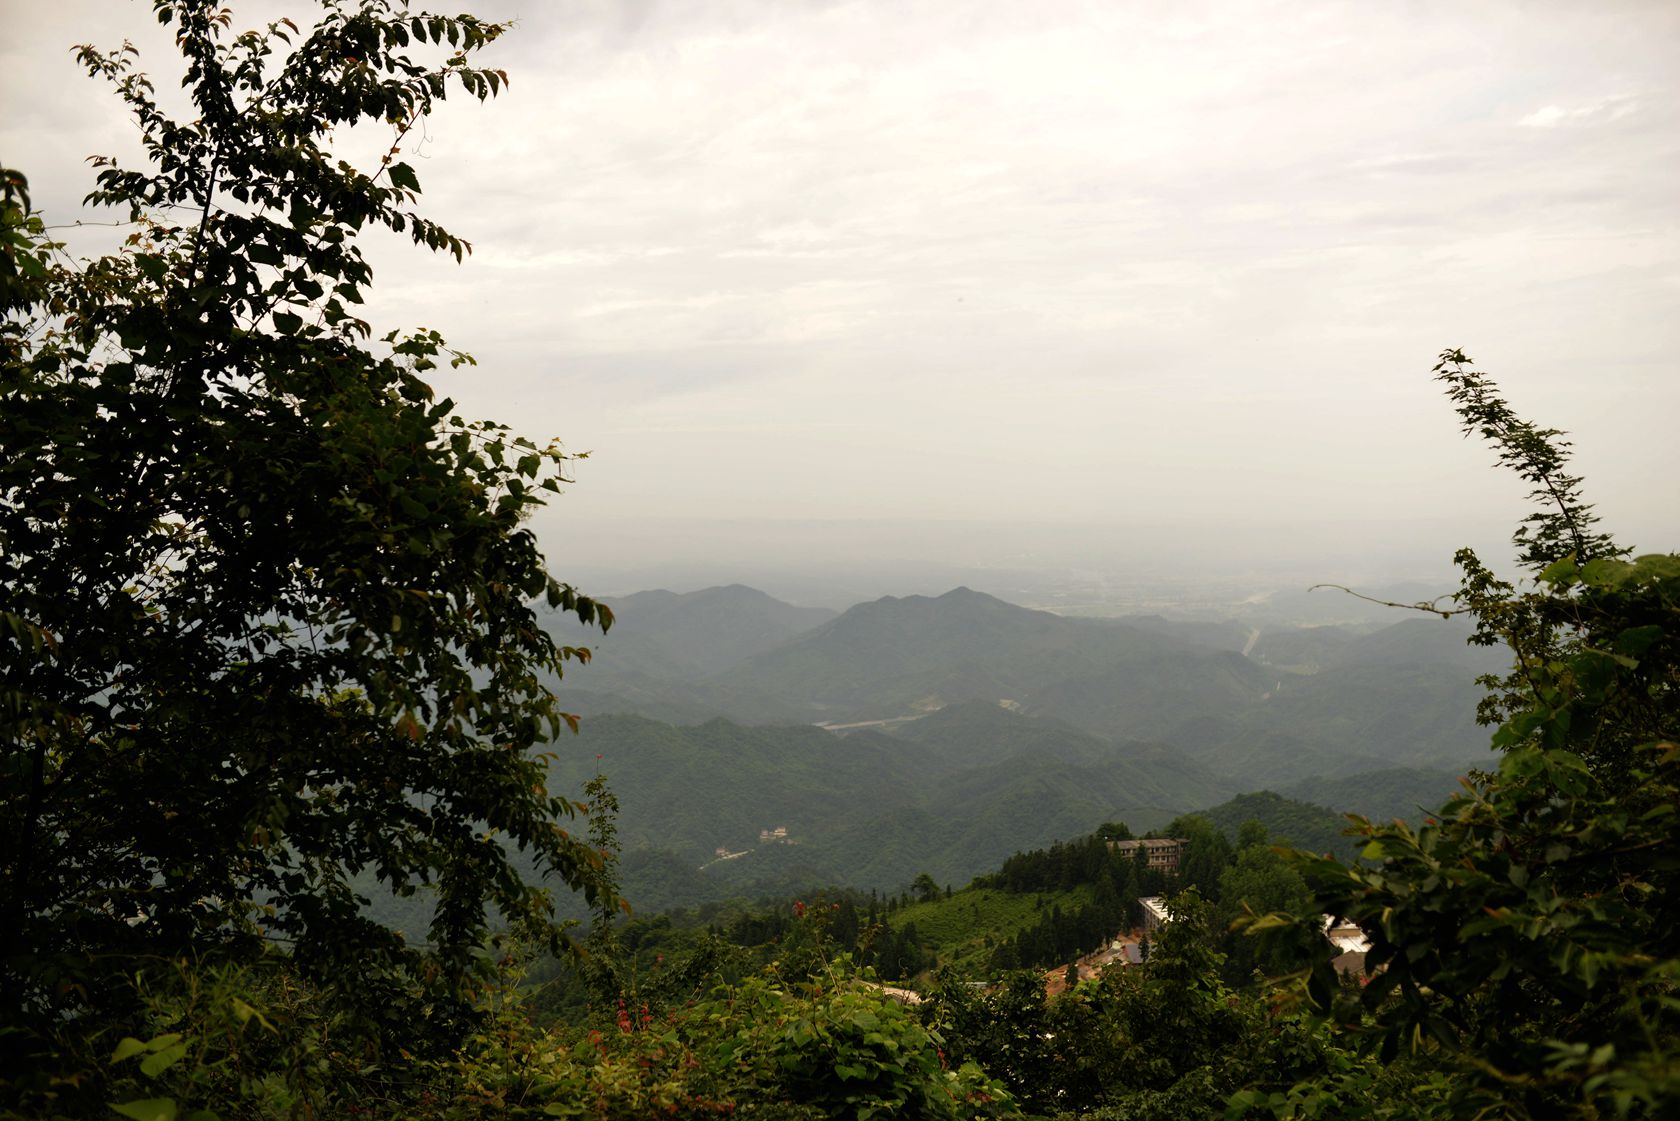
left=886, top=700, right=1236, bottom=808
left=719, top=586, right=1272, bottom=737
left=524, top=585, right=1500, bottom=920
left=541, top=583, right=835, bottom=680
left=1274, top=766, right=1467, bottom=822
left=530, top=699, right=1457, bottom=918
left=1164, top=657, right=1492, bottom=784
left=534, top=584, right=836, bottom=723
left=549, top=583, right=1502, bottom=789
left=539, top=706, right=1205, bottom=909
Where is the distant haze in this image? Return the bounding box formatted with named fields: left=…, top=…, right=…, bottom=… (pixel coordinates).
left=537, top=512, right=1524, bottom=613
left=5, top=0, right=1676, bottom=593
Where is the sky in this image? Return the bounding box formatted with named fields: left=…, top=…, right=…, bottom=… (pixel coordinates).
left=3, top=0, right=1677, bottom=602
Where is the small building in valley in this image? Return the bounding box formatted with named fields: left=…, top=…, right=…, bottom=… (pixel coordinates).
left=1139, top=896, right=1172, bottom=932
left=1108, top=837, right=1188, bottom=873
left=1325, top=916, right=1371, bottom=974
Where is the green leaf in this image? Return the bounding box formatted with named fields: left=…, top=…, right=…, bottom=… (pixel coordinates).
left=1539, top=557, right=1579, bottom=584
left=139, top=1041, right=190, bottom=1077
left=109, top=1099, right=178, bottom=1121
left=388, top=162, right=420, bottom=192
left=1579, top=557, right=1625, bottom=586
left=111, top=1037, right=148, bottom=1063
left=1613, top=625, right=1663, bottom=659
left=1222, top=1089, right=1263, bottom=1120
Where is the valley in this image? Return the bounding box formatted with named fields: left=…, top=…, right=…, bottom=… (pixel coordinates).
left=529, top=581, right=1490, bottom=918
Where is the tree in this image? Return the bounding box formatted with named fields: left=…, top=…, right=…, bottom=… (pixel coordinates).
left=1434, top=348, right=1622, bottom=574
left=1164, top=813, right=1233, bottom=900
left=1215, top=843, right=1311, bottom=983
left=1257, top=353, right=1679, bottom=1119
left=1096, top=819, right=1134, bottom=842
left=0, top=0, right=611, bottom=1073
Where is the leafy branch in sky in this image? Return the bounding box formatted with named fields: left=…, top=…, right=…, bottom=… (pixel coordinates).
left=1, top=3, right=612, bottom=1107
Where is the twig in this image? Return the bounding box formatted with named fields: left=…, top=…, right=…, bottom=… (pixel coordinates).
left=1307, top=584, right=1467, bottom=620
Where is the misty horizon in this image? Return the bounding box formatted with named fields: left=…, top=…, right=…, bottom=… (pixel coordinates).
left=5, top=1, right=1676, bottom=571
left=532, top=510, right=1578, bottom=615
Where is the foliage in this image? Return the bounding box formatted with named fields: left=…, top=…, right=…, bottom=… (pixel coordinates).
left=579, top=769, right=628, bottom=1006
left=880, top=887, right=1089, bottom=977
left=929, top=971, right=1058, bottom=1111
left=696, top=958, right=1015, bottom=1120
left=0, top=0, right=614, bottom=1100
left=3, top=950, right=563, bottom=1121
left=931, top=892, right=1347, bottom=1121
left=1216, top=838, right=1313, bottom=984
left=1253, top=355, right=1679, bottom=1119
left=465, top=902, right=1018, bottom=1121
left=1433, top=349, right=1621, bottom=574
left=529, top=769, right=983, bottom=1121
left=1282, top=738, right=1679, bottom=1117
left=1164, top=815, right=1235, bottom=899
left=0, top=168, right=45, bottom=327
left=5, top=928, right=1017, bottom=1121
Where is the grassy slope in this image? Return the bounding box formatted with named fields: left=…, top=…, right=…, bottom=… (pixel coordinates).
left=885, top=886, right=1097, bottom=975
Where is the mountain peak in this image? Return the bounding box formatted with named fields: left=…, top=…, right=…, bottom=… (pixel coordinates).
left=701, top=583, right=774, bottom=601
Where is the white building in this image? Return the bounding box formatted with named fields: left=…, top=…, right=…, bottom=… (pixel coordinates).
left=1139, top=896, right=1172, bottom=932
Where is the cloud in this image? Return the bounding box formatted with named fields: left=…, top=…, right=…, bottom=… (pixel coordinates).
left=1520, top=96, right=1642, bottom=128
left=4, top=0, right=1678, bottom=561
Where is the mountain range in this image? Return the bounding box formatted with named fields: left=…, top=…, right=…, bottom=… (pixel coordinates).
left=550, top=583, right=1504, bottom=788
left=371, top=583, right=1490, bottom=926
left=524, top=577, right=1490, bottom=909
left=543, top=702, right=1222, bottom=910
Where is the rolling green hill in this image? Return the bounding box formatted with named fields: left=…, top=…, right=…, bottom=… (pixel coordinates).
left=1194, top=790, right=1358, bottom=858
left=539, top=706, right=1210, bottom=912
left=889, top=701, right=1235, bottom=809
left=547, top=714, right=923, bottom=860
left=1248, top=624, right=1358, bottom=674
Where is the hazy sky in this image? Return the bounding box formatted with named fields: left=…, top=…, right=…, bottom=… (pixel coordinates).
left=4, top=0, right=1677, bottom=593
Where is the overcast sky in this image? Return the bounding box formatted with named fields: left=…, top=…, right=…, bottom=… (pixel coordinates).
left=4, top=0, right=1677, bottom=595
